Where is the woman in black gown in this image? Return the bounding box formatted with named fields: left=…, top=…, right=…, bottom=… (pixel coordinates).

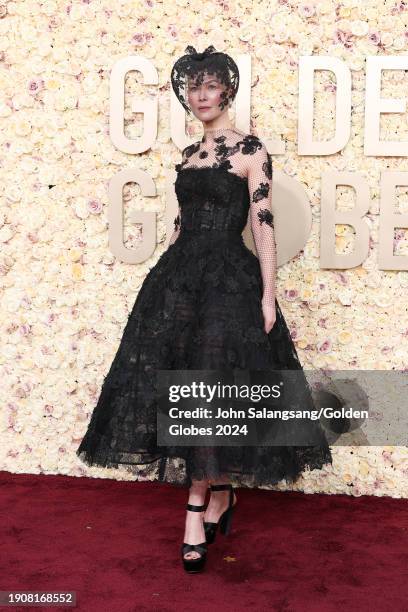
left=76, top=45, right=333, bottom=573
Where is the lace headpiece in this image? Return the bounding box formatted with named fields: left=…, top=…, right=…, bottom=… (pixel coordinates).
left=170, top=45, right=240, bottom=115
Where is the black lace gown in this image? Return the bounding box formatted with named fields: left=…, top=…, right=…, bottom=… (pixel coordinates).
left=76, top=127, right=333, bottom=488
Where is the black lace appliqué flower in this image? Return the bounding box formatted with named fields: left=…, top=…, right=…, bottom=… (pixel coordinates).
left=176, top=143, right=201, bottom=172
left=263, top=152, right=273, bottom=180
left=217, top=159, right=234, bottom=172
left=240, top=134, right=263, bottom=155
left=257, top=208, right=274, bottom=227
left=186, top=142, right=200, bottom=158
left=252, top=182, right=270, bottom=203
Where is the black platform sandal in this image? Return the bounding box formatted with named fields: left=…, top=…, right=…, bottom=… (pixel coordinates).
left=181, top=503, right=208, bottom=573
left=203, top=484, right=237, bottom=545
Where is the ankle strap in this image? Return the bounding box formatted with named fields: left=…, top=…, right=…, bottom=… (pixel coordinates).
left=210, top=484, right=233, bottom=491
left=210, top=483, right=234, bottom=508
left=186, top=503, right=206, bottom=512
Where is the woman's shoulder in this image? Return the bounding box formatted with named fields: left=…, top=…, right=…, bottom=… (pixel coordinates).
left=181, top=141, right=201, bottom=157
left=231, top=127, right=248, bottom=138
left=229, top=127, right=259, bottom=142
left=235, top=132, right=269, bottom=164
left=233, top=129, right=266, bottom=150
left=238, top=132, right=272, bottom=176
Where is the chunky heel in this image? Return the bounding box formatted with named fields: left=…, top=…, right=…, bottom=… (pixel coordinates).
left=204, top=484, right=237, bottom=544
left=219, top=504, right=235, bottom=535
left=181, top=502, right=208, bottom=573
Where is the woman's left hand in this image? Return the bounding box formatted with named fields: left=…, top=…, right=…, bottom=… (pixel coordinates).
left=262, top=299, right=276, bottom=334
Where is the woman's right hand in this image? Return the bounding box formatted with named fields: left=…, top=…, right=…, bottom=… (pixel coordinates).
left=261, top=299, right=276, bottom=334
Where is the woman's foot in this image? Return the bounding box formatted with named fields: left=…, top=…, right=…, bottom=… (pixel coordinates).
left=204, top=487, right=237, bottom=524
left=183, top=498, right=207, bottom=561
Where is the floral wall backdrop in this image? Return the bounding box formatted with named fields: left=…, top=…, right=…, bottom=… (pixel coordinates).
left=0, top=0, right=407, bottom=498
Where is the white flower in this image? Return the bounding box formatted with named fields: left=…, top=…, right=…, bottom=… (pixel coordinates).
left=393, top=36, right=406, bottom=51
left=0, top=225, right=15, bottom=243
left=298, top=4, right=316, bottom=19
left=380, top=32, right=394, bottom=48
left=74, top=197, right=90, bottom=220
left=350, top=20, right=369, bottom=37
left=337, top=291, right=353, bottom=306
left=373, top=294, right=393, bottom=308
left=272, top=27, right=289, bottom=44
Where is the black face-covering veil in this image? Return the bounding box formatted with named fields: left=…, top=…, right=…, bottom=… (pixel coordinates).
left=170, top=45, right=240, bottom=116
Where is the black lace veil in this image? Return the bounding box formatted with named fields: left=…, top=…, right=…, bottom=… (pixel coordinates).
left=170, top=45, right=240, bottom=115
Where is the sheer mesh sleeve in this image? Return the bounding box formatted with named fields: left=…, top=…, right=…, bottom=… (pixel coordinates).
left=169, top=145, right=189, bottom=247
left=168, top=206, right=181, bottom=246
left=247, top=141, right=276, bottom=308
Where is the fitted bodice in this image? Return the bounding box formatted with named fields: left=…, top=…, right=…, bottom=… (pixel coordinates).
left=175, top=166, right=250, bottom=232
left=171, top=126, right=277, bottom=307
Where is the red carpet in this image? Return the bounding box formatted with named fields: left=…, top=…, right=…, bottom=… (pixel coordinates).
left=1, top=470, right=407, bottom=611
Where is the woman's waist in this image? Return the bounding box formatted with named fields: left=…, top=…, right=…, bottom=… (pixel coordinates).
left=179, top=227, right=243, bottom=238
